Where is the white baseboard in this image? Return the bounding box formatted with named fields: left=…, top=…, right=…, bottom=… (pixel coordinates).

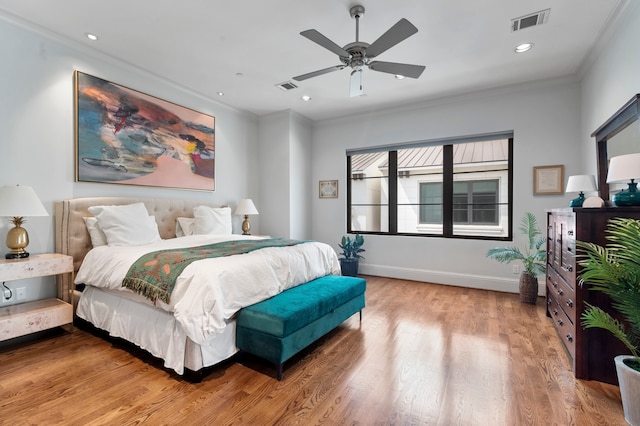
left=359, top=264, right=546, bottom=296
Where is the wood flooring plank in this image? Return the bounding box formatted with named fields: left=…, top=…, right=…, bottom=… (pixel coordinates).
left=0, top=276, right=628, bottom=425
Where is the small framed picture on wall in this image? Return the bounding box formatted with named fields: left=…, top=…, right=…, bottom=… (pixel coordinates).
left=319, top=180, right=338, bottom=198
left=533, top=164, right=564, bottom=195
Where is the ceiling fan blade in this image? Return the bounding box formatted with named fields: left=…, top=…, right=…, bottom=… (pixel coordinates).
left=368, top=61, right=426, bottom=79
left=300, top=29, right=350, bottom=58
left=349, top=68, right=364, bottom=97
left=366, top=18, right=418, bottom=58
left=293, top=65, right=345, bottom=81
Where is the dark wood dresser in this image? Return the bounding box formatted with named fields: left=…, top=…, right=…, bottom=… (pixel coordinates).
left=546, top=207, right=640, bottom=384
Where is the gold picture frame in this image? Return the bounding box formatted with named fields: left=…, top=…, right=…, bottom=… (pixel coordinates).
left=319, top=180, right=338, bottom=198
left=75, top=71, right=215, bottom=191
left=533, top=165, right=564, bottom=195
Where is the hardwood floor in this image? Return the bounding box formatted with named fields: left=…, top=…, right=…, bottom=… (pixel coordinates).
left=0, top=276, right=627, bottom=425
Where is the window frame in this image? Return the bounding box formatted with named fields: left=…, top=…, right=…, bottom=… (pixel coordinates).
left=346, top=133, right=513, bottom=241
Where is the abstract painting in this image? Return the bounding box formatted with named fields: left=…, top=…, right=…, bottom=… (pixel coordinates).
left=75, top=71, right=215, bottom=190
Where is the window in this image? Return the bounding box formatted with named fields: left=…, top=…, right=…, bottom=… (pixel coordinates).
left=347, top=133, right=512, bottom=240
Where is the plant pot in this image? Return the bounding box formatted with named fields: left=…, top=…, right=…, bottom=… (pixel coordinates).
left=615, top=355, right=640, bottom=425
left=519, top=272, right=538, bottom=304
left=340, top=259, right=359, bottom=277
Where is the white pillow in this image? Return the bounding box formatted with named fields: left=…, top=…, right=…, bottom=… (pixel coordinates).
left=88, top=203, right=161, bottom=246
left=175, top=217, right=195, bottom=237
left=193, top=206, right=232, bottom=235
left=83, top=217, right=108, bottom=247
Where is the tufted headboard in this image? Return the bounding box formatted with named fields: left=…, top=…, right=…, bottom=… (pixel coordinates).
left=54, top=197, right=222, bottom=302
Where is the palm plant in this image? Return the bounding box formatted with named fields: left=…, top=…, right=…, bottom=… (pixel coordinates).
left=578, top=217, right=640, bottom=372
left=486, top=212, right=547, bottom=276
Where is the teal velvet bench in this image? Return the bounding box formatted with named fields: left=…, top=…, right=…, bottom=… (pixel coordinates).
left=236, top=275, right=366, bottom=380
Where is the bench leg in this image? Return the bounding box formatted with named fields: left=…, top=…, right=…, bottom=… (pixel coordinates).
left=277, top=363, right=283, bottom=381
left=359, top=309, right=362, bottom=322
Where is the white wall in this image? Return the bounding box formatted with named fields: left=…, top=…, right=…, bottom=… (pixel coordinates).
left=311, top=80, right=583, bottom=293
left=579, top=2, right=640, bottom=175
left=0, top=16, right=259, bottom=304
left=289, top=112, right=312, bottom=239
left=258, top=110, right=313, bottom=240
left=2, top=2, right=638, bottom=303
left=258, top=111, right=292, bottom=238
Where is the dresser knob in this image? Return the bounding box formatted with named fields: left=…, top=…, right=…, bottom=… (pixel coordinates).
left=566, top=299, right=573, bottom=308
left=558, top=289, right=564, bottom=296
left=567, top=247, right=573, bottom=253
left=553, top=309, right=558, bottom=316
left=568, top=230, right=574, bottom=236
left=557, top=319, right=564, bottom=326
left=566, top=334, right=573, bottom=342
left=556, top=238, right=562, bottom=243
left=567, top=265, right=573, bottom=272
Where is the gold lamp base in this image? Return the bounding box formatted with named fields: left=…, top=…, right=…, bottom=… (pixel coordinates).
left=241, top=215, right=252, bottom=235
left=5, top=216, right=30, bottom=259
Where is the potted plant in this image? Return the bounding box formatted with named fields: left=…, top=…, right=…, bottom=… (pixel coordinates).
left=577, top=217, right=640, bottom=425
left=338, top=234, right=365, bottom=276
left=486, top=212, right=546, bottom=304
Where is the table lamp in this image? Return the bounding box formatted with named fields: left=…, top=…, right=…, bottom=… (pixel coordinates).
left=565, top=175, right=597, bottom=207
left=0, top=185, right=49, bottom=259
left=234, top=199, right=259, bottom=235
left=606, top=153, right=640, bottom=206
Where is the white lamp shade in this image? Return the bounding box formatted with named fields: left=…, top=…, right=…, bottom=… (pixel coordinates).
left=565, top=175, right=597, bottom=193
left=234, top=199, right=259, bottom=216
left=0, top=185, right=49, bottom=217
left=607, top=153, right=640, bottom=183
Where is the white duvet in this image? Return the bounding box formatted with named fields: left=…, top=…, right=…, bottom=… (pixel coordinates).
left=75, top=235, right=341, bottom=345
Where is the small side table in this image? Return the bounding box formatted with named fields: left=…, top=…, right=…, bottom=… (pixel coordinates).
left=0, top=253, right=74, bottom=341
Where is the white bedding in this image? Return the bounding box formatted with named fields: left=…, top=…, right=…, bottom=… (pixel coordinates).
left=75, top=234, right=341, bottom=346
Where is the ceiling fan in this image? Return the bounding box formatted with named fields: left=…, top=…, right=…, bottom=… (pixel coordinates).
left=293, top=5, right=426, bottom=97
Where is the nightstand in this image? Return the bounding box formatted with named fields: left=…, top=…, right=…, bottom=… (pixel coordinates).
left=0, top=253, right=74, bottom=341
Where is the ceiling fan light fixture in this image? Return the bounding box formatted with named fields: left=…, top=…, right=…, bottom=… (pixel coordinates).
left=85, top=32, right=98, bottom=41
left=301, top=95, right=312, bottom=101
left=395, top=74, right=406, bottom=80
left=515, top=43, right=533, bottom=53
left=293, top=4, right=424, bottom=96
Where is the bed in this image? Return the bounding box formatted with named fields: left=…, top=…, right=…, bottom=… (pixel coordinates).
left=54, top=197, right=340, bottom=377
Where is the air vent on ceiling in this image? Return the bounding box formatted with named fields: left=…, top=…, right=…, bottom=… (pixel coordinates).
left=276, top=81, right=298, bottom=91
left=511, top=9, right=550, bottom=32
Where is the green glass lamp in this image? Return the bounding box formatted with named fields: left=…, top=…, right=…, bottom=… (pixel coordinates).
left=565, top=175, right=597, bottom=207
left=607, top=153, right=640, bottom=206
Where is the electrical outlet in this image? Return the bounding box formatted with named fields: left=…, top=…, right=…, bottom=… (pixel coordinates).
left=512, top=264, right=520, bottom=274
left=16, top=287, right=26, bottom=301
left=2, top=287, right=14, bottom=303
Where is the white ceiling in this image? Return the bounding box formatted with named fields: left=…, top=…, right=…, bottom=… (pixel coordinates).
left=0, top=0, right=625, bottom=121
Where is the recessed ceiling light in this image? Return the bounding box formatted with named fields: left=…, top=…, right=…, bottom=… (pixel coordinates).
left=217, top=91, right=224, bottom=96
left=515, top=42, right=533, bottom=53
left=301, top=95, right=311, bottom=101
left=235, top=72, right=244, bottom=77
left=85, top=33, right=99, bottom=41
left=395, top=75, right=406, bottom=80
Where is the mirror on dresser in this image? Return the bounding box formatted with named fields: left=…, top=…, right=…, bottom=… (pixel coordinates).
left=591, top=94, right=640, bottom=203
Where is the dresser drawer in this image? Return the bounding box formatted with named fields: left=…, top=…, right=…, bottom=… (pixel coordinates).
left=547, top=292, right=576, bottom=360
left=546, top=267, right=576, bottom=320
left=560, top=248, right=575, bottom=284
